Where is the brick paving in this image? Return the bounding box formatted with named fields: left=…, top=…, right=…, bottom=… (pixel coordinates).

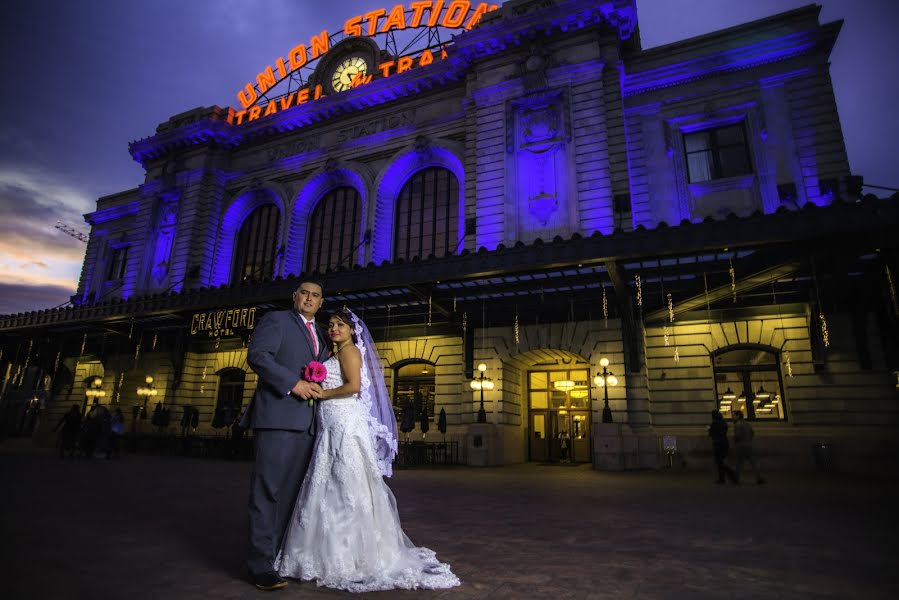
left=1, top=443, right=897, bottom=599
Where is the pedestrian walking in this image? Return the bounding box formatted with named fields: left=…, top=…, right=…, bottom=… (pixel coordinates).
left=733, top=411, right=765, bottom=485
left=107, top=408, right=124, bottom=459
left=80, top=402, right=100, bottom=458
left=708, top=409, right=738, bottom=484
left=54, top=404, right=82, bottom=459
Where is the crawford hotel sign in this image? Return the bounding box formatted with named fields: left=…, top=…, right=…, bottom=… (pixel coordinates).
left=227, top=1, right=499, bottom=125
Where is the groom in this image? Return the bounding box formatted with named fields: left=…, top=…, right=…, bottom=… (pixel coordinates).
left=244, top=280, right=328, bottom=590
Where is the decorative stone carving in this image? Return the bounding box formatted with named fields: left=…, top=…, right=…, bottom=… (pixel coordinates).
left=521, top=106, right=559, bottom=147
left=151, top=198, right=179, bottom=285
left=413, top=135, right=434, bottom=161
left=508, top=91, right=570, bottom=237
left=521, top=45, right=549, bottom=90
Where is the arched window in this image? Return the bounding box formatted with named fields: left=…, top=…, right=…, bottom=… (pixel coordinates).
left=213, top=368, right=246, bottom=428
left=232, top=204, right=280, bottom=283
left=305, top=187, right=360, bottom=273
left=394, top=167, right=458, bottom=261
left=393, top=361, right=436, bottom=422
left=712, top=345, right=786, bottom=421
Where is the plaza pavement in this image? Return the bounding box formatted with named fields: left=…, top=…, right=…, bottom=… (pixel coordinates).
left=1, top=443, right=897, bottom=600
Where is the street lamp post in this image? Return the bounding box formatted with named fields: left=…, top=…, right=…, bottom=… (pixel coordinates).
left=83, top=376, right=105, bottom=415
left=470, top=363, right=494, bottom=424
left=593, top=358, right=618, bottom=423
left=136, top=375, right=157, bottom=420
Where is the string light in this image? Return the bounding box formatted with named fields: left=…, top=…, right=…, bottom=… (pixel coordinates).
left=729, top=258, right=737, bottom=303
left=80, top=334, right=87, bottom=357
left=115, top=372, right=124, bottom=403
left=635, top=274, right=643, bottom=307
left=453, top=296, right=457, bottom=313
left=214, top=337, right=220, bottom=350
left=134, top=333, right=142, bottom=369
left=602, top=286, right=609, bottom=326
left=663, top=324, right=670, bottom=347
left=462, top=311, right=467, bottom=336
left=202, top=365, right=207, bottom=380
left=667, top=293, right=674, bottom=323
left=674, top=346, right=680, bottom=363
left=810, top=256, right=829, bottom=350
left=771, top=282, right=793, bottom=378
left=21, top=339, right=33, bottom=376
left=819, top=312, right=830, bottom=348
left=514, top=309, right=520, bottom=345
left=128, top=319, right=134, bottom=340
left=886, top=264, right=899, bottom=318
left=152, top=333, right=157, bottom=351
left=386, top=304, right=392, bottom=339
left=427, top=294, right=432, bottom=327
left=53, top=350, right=61, bottom=378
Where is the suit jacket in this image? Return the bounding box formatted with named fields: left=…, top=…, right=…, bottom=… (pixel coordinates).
left=243, top=309, right=328, bottom=431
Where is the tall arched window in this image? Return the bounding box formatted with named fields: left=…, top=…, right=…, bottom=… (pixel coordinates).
left=305, top=187, right=360, bottom=273
left=394, top=167, right=458, bottom=261
left=232, top=204, right=280, bottom=283
left=213, top=368, right=246, bottom=428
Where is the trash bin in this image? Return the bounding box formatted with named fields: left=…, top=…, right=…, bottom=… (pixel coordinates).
left=812, top=441, right=835, bottom=472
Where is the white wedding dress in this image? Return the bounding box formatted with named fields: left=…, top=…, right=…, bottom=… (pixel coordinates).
left=275, top=355, right=460, bottom=592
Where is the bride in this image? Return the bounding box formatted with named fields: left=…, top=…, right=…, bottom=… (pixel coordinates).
left=275, top=308, right=460, bottom=592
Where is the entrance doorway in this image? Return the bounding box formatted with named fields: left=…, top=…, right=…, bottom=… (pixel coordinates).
left=527, top=368, right=591, bottom=463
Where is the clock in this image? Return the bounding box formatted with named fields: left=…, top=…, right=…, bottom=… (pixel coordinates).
left=331, top=56, right=369, bottom=93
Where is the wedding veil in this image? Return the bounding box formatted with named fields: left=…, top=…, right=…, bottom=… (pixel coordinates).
left=348, top=309, right=398, bottom=477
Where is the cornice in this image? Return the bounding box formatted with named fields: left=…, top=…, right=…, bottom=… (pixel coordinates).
left=85, top=201, right=141, bottom=225
left=623, top=27, right=830, bottom=98
left=128, top=112, right=240, bottom=166
left=455, top=0, right=636, bottom=63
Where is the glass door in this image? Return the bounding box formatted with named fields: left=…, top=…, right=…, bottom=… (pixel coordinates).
left=527, top=367, right=591, bottom=463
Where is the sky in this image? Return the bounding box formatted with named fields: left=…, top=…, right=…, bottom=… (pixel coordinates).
left=0, top=0, right=896, bottom=315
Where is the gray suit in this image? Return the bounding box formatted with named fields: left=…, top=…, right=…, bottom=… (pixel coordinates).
left=245, top=309, right=327, bottom=576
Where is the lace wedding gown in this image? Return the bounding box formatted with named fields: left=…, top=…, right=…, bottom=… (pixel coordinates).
left=275, top=356, right=460, bottom=592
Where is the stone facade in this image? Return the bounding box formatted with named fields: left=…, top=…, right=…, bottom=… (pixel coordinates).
left=3, top=0, right=897, bottom=473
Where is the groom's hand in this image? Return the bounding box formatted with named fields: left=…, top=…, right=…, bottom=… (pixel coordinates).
left=291, top=380, right=322, bottom=401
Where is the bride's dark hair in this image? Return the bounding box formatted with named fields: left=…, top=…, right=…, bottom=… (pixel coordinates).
left=328, top=308, right=358, bottom=344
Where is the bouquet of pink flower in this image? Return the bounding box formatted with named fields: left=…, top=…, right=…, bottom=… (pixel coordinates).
left=302, top=361, right=327, bottom=406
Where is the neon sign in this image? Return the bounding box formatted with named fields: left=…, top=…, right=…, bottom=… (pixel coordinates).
left=228, top=1, right=498, bottom=126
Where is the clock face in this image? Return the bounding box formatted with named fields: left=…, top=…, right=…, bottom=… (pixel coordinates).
left=331, top=56, right=369, bottom=92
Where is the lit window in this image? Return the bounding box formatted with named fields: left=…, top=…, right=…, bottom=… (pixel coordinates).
left=684, top=124, right=752, bottom=183
left=713, top=346, right=786, bottom=421
left=394, top=167, right=459, bottom=261
left=305, top=187, right=360, bottom=273
left=232, top=204, right=280, bottom=283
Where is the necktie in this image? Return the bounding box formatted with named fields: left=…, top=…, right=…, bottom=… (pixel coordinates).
left=306, top=321, right=318, bottom=355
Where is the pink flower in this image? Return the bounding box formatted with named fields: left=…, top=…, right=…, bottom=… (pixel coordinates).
left=303, top=361, right=327, bottom=383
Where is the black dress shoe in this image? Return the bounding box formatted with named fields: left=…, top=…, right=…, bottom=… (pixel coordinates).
left=252, top=571, right=288, bottom=591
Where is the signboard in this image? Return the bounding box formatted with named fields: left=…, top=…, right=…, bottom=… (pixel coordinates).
left=227, top=1, right=499, bottom=126
left=190, top=307, right=257, bottom=338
